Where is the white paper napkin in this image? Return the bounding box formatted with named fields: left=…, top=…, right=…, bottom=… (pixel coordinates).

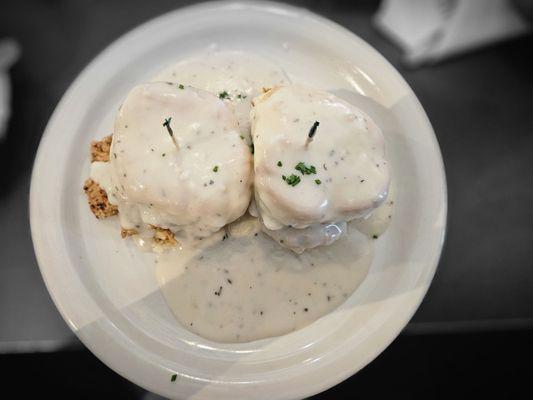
left=374, top=0, right=531, bottom=66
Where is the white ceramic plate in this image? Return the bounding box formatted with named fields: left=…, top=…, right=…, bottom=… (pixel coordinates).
left=30, top=2, right=447, bottom=399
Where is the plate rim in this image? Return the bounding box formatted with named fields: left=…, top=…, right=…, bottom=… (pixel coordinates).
left=30, top=1, right=447, bottom=398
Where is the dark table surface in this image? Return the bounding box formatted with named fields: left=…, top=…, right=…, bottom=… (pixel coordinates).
left=0, top=0, right=532, bottom=397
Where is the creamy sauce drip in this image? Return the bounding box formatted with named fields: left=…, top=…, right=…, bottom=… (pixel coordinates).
left=353, top=181, right=396, bottom=238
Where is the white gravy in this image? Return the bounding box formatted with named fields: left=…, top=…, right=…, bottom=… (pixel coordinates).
left=252, top=85, right=390, bottom=230
left=153, top=51, right=290, bottom=142
left=89, top=51, right=394, bottom=343
left=156, top=220, right=373, bottom=343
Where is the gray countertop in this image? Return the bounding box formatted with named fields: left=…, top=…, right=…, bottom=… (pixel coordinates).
left=1, top=0, right=532, bottom=353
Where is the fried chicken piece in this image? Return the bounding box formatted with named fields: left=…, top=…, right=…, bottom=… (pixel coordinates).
left=150, top=225, right=178, bottom=246
left=90, top=134, right=113, bottom=162
left=120, top=228, right=137, bottom=238
left=83, top=178, right=118, bottom=219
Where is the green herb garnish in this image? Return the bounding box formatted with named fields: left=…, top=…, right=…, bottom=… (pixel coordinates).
left=213, top=165, right=219, bottom=172
left=277, top=161, right=282, bottom=167
left=372, top=234, right=379, bottom=239
left=295, top=162, right=316, bottom=175
left=284, top=174, right=301, bottom=186
left=171, top=374, right=177, bottom=382
left=178, top=84, right=184, bottom=89
left=218, top=91, right=230, bottom=100
left=315, top=179, right=321, bottom=185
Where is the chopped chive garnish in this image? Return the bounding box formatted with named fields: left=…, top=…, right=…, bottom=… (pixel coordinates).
left=240, top=135, right=245, bottom=140
left=284, top=174, right=301, bottom=186
left=178, top=84, right=184, bottom=89
left=372, top=234, right=379, bottom=239
left=218, top=91, right=229, bottom=100
left=277, top=161, right=282, bottom=167
left=295, top=162, right=316, bottom=175
left=315, top=179, right=321, bottom=185
left=213, top=165, right=219, bottom=172
left=171, top=374, right=177, bottom=382
left=282, top=175, right=287, bottom=181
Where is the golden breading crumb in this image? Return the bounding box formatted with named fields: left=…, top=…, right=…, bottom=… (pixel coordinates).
left=90, top=134, right=113, bottom=162
left=83, top=178, right=118, bottom=219
left=252, top=87, right=275, bottom=107
left=150, top=225, right=178, bottom=247
left=121, top=228, right=137, bottom=238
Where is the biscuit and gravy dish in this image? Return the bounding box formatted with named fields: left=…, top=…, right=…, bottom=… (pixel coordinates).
left=83, top=51, right=395, bottom=343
